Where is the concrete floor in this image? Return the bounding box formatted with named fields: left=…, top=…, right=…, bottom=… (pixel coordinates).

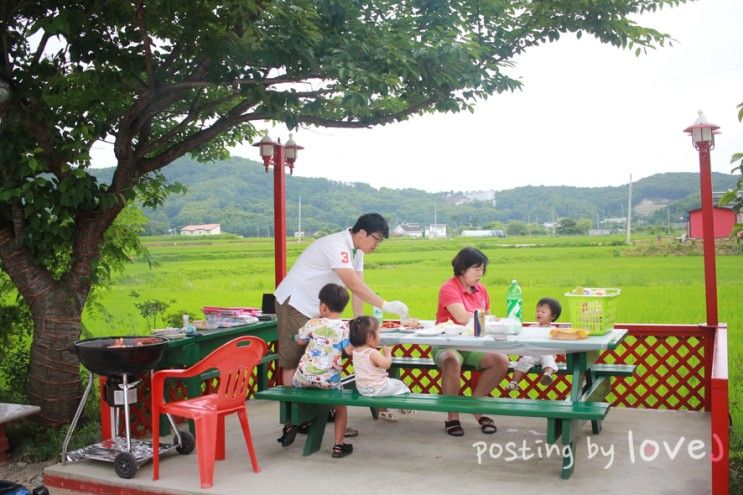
left=45, top=400, right=712, bottom=495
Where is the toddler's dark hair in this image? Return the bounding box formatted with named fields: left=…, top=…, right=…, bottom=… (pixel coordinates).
left=537, top=297, right=562, bottom=321
left=349, top=316, right=379, bottom=346
left=319, top=283, right=350, bottom=313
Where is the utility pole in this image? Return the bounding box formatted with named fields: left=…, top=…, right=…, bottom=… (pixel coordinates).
left=626, top=173, right=633, bottom=245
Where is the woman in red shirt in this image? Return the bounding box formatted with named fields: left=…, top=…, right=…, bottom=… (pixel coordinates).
left=435, top=247, right=509, bottom=437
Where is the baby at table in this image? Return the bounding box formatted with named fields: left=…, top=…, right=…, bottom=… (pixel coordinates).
left=507, top=297, right=562, bottom=391
left=349, top=316, right=414, bottom=422
left=291, top=283, right=355, bottom=458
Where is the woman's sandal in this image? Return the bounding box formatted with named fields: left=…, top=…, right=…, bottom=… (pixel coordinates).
left=399, top=409, right=416, bottom=415
left=277, top=424, right=298, bottom=447
left=332, top=443, right=353, bottom=458
left=444, top=419, right=464, bottom=437
left=478, top=416, right=497, bottom=434
left=344, top=427, right=359, bottom=438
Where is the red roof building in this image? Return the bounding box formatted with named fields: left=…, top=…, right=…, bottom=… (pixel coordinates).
left=687, top=206, right=740, bottom=239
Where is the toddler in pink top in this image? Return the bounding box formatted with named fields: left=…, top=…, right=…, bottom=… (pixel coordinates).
left=349, top=316, right=413, bottom=422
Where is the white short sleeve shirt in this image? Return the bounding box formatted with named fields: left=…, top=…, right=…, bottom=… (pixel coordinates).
left=274, top=229, right=363, bottom=317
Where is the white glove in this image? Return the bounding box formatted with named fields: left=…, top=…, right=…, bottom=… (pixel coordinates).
left=382, top=300, right=409, bottom=319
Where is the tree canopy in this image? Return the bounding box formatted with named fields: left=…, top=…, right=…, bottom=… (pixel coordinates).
left=0, top=0, right=686, bottom=423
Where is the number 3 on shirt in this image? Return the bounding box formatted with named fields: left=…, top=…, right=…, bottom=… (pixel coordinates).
left=340, top=251, right=349, bottom=263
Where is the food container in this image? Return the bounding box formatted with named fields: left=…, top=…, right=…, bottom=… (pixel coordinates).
left=485, top=317, right=521, bottom=337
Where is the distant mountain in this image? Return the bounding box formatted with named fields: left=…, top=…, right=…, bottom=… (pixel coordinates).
left=89, top=157, right=738, bottom=236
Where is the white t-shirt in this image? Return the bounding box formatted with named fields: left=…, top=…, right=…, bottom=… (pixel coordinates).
left=274, top=229, right=363, bottom=317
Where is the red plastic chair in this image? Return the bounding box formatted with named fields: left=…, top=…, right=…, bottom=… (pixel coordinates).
left=151, top=335, right=268, bottom=489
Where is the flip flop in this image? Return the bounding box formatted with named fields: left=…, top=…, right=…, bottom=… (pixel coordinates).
left=378, top=410, right=398, bottom=423
left=344, top=427, right=359, bottom=438
left=445, top=419, right=464, bottom=437
left=478, top=416, right=497, bottom=434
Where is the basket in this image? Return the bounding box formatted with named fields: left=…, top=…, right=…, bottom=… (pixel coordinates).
left=563, top=288, right=621, bottom=336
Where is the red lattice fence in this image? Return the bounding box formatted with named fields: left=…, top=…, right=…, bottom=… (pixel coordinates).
left=382, top=324, right=712, bottom=411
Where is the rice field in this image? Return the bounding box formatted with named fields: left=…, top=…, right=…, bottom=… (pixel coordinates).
left=82, top=234, right=742, bottom=464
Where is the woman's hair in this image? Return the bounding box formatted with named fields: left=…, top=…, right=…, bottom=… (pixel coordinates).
left=318, top=283, right=350, bottom=313
left=348, top=316, right=379, bottom=346
left=451, top=247, right=489, bottom=276
left=537, top=297, right=562, bottom=321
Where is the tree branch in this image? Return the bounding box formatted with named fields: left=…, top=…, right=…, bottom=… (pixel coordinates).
left=138, top=105, right=266, bottom=174
left=297, top=96, right=439, bottom=128
left=135, top=0, right=154, bottom=88
left=0, top=222, right=57, bottom=309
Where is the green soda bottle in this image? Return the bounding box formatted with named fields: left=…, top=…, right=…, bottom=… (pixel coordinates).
left=506, top=280, right=523, bottom=322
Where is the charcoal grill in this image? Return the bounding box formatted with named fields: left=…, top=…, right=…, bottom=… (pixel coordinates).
left=61, top=336, right=195, bottom=479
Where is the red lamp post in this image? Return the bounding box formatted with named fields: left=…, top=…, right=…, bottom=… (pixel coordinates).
left=253, top=132, right=303, bottom=287
left=683, top=110, right=720, bottom=327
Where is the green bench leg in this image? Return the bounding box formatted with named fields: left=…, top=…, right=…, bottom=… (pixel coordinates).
left=560, top=419, right=577, bottom=480
left=280, top=401, right=333, bottom=456
left=303, top=405, right=332, bottom=456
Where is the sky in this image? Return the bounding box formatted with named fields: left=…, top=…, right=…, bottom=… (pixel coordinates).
left=91, top=0, right=743, bottom=193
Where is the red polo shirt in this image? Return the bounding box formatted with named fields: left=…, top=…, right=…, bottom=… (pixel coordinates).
left=436, top=276, right=491, bottom=324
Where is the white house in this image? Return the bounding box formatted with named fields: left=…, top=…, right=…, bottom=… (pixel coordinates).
left=180, top=223, right=221, bottom=235
left=393, top=223, right=424, bottom=237
left=425, top=224, right=447, bottom=238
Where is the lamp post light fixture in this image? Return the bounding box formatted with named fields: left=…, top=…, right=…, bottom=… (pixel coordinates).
left=252, top=132, right=304, bottom=287
left=683, top=110, right=720, bottom=327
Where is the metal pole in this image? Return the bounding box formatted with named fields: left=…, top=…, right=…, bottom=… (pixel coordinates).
left=273, top=144, right=287, bottom=287
left=697, top=142, right=718, bottom=326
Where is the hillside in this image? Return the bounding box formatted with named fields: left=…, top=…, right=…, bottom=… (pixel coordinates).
left=90, top=157, right=737, bottom=235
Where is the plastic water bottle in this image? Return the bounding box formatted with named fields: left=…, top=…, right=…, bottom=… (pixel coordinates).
left=373, top=305, right=384, bottom=325
left=506, top=280, right=523, bottom=322
left=182, top=314, right=196, bottom=335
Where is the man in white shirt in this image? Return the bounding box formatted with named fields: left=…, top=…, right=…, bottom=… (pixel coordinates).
left=274, top=213, right=409, bottom=385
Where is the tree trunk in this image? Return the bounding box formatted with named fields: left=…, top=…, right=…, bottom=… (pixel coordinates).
left=26, top=283, right=85, bottom=425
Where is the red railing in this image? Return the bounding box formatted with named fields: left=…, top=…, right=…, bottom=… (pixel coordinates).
left=710, top=324, right=729, bottom=495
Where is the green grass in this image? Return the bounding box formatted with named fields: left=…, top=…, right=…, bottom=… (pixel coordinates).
left=82, top=234, right=742, bottom=473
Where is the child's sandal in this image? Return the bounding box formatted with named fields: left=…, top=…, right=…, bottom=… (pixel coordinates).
left=297, top=421, right=312, bottom=435
left=277, top=424, right=298, bottom=447
left=478, top=416, right=497, bottom=434
left=332, top=443, right=353, bottom=458
left=378, top=409, right=398, bottom=423
left=444, top=419, right=464, bottom=437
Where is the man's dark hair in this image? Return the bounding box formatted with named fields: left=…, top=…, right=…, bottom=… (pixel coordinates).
left=451, top=247, right=489, bottom=276
left=348, top=316, right=378, bottom=346
left=318, top=283, right=350, bottom=313
left=537, top=297, right=562, bottom=321
left=351, top=213, right=389, bottom=238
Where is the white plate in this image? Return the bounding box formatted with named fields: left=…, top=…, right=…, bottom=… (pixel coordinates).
left=414, top=327, right=444, bottom=336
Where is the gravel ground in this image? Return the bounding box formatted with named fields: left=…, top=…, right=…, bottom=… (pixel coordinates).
left=0, top=459, right=55, bottom=491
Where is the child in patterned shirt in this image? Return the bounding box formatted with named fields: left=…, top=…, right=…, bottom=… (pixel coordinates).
left=292, top=283, right=354, bottom=458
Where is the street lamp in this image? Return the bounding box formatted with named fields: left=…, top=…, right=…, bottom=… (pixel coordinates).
left=253, top=132, right=304, bottom=287
left=683, top=110, right=720, bottom=326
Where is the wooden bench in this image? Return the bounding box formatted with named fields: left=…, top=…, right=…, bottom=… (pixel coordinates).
left=0, top=403, right=41, bottom=463
left=255, top=386, right=610, bottom=479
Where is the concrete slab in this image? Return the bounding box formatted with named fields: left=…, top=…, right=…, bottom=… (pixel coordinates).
left=45, top=401, right=712, bottom=495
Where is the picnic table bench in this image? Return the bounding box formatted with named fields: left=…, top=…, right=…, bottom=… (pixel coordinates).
left=255, top=386, right=610, bottom=478
left=0, top=403, right=41, bottom=463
